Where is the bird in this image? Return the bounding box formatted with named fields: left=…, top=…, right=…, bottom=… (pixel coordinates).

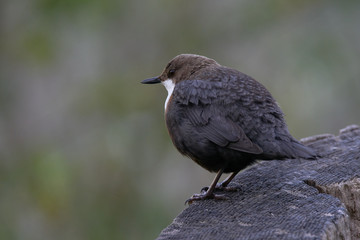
left=141, top=54, right=317, bottom=204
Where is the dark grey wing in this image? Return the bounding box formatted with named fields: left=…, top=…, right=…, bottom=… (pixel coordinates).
left=173, top=79, right=263, bottom=154
left=172, top=72, right=317, bottom=160
left=184, top=105, right=263, bottom=154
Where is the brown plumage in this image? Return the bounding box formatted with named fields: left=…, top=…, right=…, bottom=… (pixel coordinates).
left=142, top=54, right=317, bottom=204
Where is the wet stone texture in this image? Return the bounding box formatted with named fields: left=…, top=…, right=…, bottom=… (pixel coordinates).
left=157, top=125, right=360, bottom=240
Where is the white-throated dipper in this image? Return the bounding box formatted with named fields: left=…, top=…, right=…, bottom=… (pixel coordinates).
left=141, top=54, right=317, bottom=204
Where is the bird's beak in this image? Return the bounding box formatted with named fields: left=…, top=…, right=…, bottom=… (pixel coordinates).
left=141, top=77, right=161, bottom=84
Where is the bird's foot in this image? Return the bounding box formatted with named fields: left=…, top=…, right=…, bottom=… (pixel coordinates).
left=201, top=183, right=239, bottom=193
left=185, top=192, right=228, bottom=205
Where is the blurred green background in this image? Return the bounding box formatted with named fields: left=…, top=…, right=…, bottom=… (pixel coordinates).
left=1, top=0, right=359, bottom=239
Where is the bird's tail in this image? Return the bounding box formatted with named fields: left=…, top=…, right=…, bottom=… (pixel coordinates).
left=280, top=139, right=318, bottom=159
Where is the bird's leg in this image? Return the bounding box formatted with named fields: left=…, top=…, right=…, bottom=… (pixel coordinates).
left=218, top=170, right=239, bottom=188
left=185, top=168, right=228, bottom=205
left=201, top=171, right=240, bottom=192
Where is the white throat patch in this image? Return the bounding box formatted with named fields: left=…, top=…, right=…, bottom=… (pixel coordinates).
left=162, top=79, right=175, bottom=111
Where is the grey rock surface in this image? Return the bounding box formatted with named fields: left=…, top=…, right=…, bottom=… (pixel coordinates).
left=157, top=125, right=360, bottom=240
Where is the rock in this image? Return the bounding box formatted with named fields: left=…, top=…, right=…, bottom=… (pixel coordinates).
left=157, top=125, right=360, bottom=240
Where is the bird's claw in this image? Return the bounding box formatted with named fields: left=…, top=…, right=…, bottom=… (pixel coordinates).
left=185, top=192, right=229, bottom=205
left=201, top=184, right=239, bottom=193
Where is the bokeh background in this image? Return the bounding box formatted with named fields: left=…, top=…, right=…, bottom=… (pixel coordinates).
left=1, top=0, right=360, bottom=239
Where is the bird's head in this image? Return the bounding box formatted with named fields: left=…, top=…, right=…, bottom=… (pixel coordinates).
left=141, top=54, right=220, bottom=110
left=141, top=54, right=219, bottom=87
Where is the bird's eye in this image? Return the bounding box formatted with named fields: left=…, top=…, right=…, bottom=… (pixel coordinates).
left=169, top=69, right=176, bottom=76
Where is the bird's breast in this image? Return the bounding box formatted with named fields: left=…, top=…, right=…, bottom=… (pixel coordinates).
left=162, top=79, right=175, bottom=111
